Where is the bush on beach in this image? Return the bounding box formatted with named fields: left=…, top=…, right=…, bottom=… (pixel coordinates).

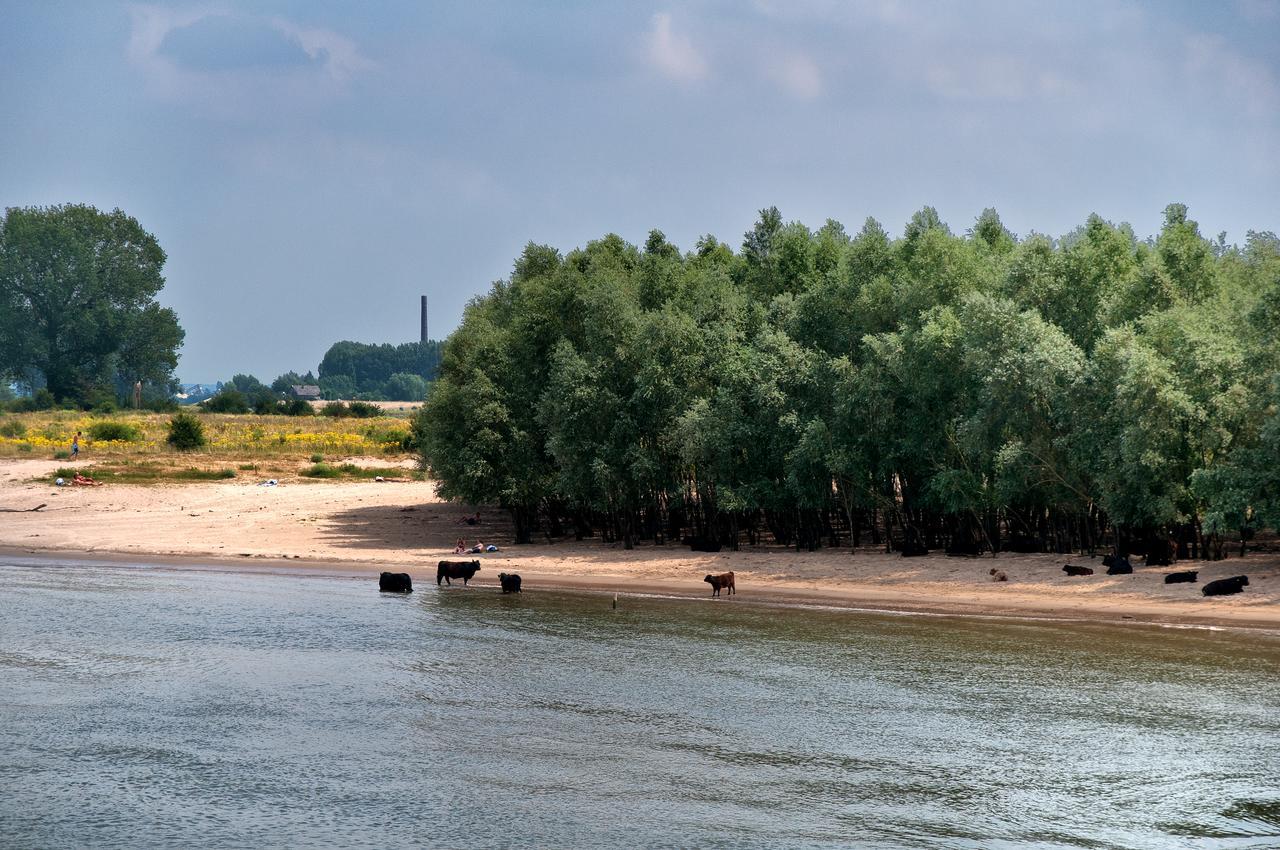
left=167, top=412, right=206, bottom=451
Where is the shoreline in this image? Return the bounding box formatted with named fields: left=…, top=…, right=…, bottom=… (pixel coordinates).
left=2, top=459, right=1275, bottom=634
left=5, top=544, right=1279, bottom=634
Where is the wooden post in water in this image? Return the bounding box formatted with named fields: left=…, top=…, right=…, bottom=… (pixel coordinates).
left=612, top=592, right=618, bottom=610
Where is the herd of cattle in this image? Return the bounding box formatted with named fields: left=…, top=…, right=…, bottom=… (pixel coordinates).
left=380, top=563, right=738, bottom=597
left=1058, top=554, right=1250, bottom=596
left=378, top=553, right=1252, bottom=599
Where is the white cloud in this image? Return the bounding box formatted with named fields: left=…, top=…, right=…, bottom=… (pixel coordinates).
left=643, top=12, right=708, bottom=83
left=271, top=17, right=374, bottom=81
left=768, top=53, right=823, bottom=99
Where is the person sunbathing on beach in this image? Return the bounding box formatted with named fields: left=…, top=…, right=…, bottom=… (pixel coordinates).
left=72, top=473, right=101, bottom=486
left=453, top=538, right=467, bottom=554
left=469, top=540, right=485, bottom=554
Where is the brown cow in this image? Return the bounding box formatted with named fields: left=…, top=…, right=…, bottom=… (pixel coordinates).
left=704, top=571, right=735, bottom=597
left=989, top=568, right=1008, bottom=582
left=1062, top=564, right=1094, bottom=577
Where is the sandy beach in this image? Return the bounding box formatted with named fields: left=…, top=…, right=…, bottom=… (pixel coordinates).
left=3, top=457, right=1277, bottom=630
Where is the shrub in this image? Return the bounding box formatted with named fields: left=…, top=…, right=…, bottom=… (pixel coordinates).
left=252, top=396, right=278, bottom=415
left=167, top=412, right=206, bottom=450
left=346, top=401, right=380, bottom=418
left=0, top=419, right=26, bottom=438
left=87, top=421, right=142, bottom=442
left=302, top=462, right=340, bottom=478
left=205, top=389, right=250, bottom=414
left=281, top=398, right=314, bottom=416
left=320, top=401, right=350, bottom=418
left=92, top=399, right=118, bottom=415
left=53, top=450, right=70, bottom=460
left=310, top=453, right=323, bottom=463
left=32, top=389, right=55, bottom=410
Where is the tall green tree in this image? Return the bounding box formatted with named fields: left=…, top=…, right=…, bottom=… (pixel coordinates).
left=0, top=204, right=184, bottom=402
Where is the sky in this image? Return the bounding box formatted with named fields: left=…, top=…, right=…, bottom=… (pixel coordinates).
left=1, top=0, right=1277, bottom=382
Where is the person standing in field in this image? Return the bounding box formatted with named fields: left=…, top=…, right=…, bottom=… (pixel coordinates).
left=71, top=431, right=80, bottom=460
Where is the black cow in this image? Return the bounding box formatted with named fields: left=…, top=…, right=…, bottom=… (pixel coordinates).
left=1144, top=538, right=1177, bottom=567
left=1103, top=554, right=1132, bottom=573
left=1164, top=570, right=1198, bottom=584
left=437, top=560, right=481, bottom=586
left=499, top=572, right=522, bottom=593
left=379, top=572, right=412, bottom=593
left=704, top=571, right=735, bottom=597
left=1063, top=564, right=1094, bottom=577
left=683, top=536, right=722, bottom=553
left=1202, top=575, right=1249, bottom=597
left=1105, top=555, right=1133, bottom=575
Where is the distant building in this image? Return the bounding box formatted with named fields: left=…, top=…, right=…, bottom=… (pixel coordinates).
left=291, top=385, right=322, bottom=400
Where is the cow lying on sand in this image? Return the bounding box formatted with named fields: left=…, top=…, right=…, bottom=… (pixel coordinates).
left=499, top=572, right=522, bottom=593
left=437, top=560, right=481, bottom=586
left=1202, top=575, right=1249, bottom=597
left=704, top=571, right=735, bottom=597
left=1104, top=554, right=1133, bottom=575
left=683, top=536, right=722, bottom=553
left=1062, top=564, right=1094, bottom=577
left=989, top=568, right=1008, bottom=582
left=1164, top=570, right=1198, bottom=584
left=379, top=572, right=412, bottom=593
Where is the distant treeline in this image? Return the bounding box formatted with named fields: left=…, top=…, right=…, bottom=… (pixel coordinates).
left=201, top=340, right=443, bottom=410
left=414, top=205, right=1280, bottom=558
left=317, top=340, right=441, bottom=400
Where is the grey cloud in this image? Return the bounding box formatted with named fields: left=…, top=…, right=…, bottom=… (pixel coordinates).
left=158, top=14, right=318, bottom=72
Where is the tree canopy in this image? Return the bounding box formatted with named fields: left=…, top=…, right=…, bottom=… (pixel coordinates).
left=416, top=207, right=1280, bottom=556
left=0, top=204, right=184, bottom=403
left=317, top=340, right=441, bottom=400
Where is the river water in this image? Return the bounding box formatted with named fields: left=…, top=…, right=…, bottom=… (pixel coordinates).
left=1, top=557, right=1278, bottom=849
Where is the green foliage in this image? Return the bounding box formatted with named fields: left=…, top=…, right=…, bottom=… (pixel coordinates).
left=301, top=462, right=361, bottom=478
left=87, top=421, right=142, bottom=442
left=270, top=370, right=316, bottom=394
left=418, top=205, right=1280, bottom=550
left=279, top=398, right=314, bottom=416
left=166, top=412, right=206, bottom=451
left=383, top=372, right=428, bottom=401
left=310, top=453, right=323, bottom=463
left=0, top=204, right=184, bottom=403
left=318, top=340, right=441, bottom=399
left=204, top=389, right=250, bottom=414
left=0, top=419, right=26, bottom=438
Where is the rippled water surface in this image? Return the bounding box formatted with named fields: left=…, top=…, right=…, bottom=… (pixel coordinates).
left=2, top=557, right=1279, bottom=849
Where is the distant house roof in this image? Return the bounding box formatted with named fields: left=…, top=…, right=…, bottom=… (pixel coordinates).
left=291, top=385, right=321, bottom=399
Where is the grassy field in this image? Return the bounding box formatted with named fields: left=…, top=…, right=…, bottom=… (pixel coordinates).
left=0, top=410, right=420, bottom=483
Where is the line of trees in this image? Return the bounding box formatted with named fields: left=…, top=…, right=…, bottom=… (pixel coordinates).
left=317, top=340, right=441, bottom=400
left=415, top=205, right=1280, bottom=558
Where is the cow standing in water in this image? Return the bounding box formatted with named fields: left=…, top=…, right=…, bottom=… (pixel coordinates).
left=704, top=571, right=735, bottom=597
left=437, top=560, right=481, bottom=586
